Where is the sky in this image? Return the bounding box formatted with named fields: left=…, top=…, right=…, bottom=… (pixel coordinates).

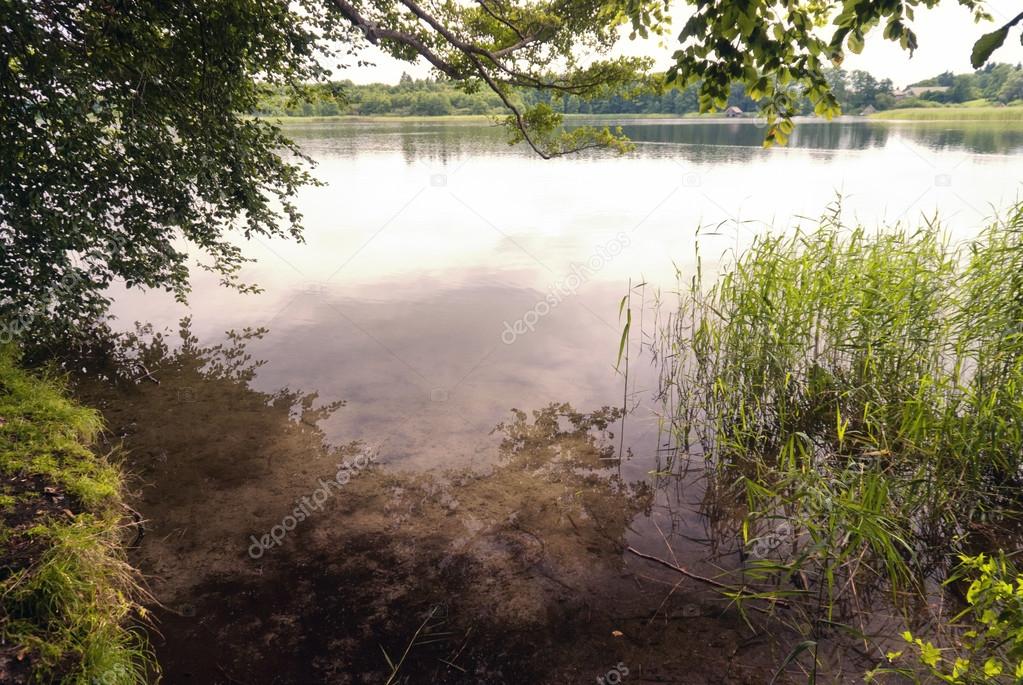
left=342, top=0, right=1023, bottom=87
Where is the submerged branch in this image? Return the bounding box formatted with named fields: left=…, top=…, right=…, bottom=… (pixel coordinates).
left=626, top=546, right=793, bottom=609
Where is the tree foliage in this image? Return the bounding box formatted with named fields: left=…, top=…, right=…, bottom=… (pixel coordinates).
left=323, top=0, right=666, bottom=156
left=262, top=57, right=1023, bottom=121
left=1, top=0, right=662, bottom=335
left=256, top=68, right=898, bottom=117
left=667, top=0, right=1003, bottom=144
left=1, top=0, right=347, bottom=335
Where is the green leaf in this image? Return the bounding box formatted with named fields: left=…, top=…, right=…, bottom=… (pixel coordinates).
left=769, top=641, right=817, bottom=684
left=616, top=308, right=632, bottom=371
left=848, top=31, right=865, bottom=54
left=983, top=658, right=1003, bottom=677
left=919, top=641, right=941, bottom=668
left=971, top=27, right=1009, bottom=68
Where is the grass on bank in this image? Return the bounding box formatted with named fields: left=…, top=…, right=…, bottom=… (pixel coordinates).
left=0, top=348, right=152, bottom=684
left=871, top=104, right=1023, bottom=121
left=657, top=200, right=1023, bottom=680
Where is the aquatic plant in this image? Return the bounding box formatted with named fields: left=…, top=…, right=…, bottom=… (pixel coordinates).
left=656, top=199, right=1023, bottom=674
left=869, top=553, right=1023, bottom=683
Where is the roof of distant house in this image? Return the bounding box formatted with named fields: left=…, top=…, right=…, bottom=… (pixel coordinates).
left=895, top=86, right=951, bottom=97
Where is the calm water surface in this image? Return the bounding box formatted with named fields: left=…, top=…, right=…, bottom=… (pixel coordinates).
left=96, top=118, right=1023, bottom=682
left=109, top=118, right=1023, bottom=472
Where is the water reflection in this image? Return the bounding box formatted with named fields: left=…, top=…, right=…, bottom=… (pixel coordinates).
left=106, top=121, right=1023, bottom=461
left=77, top=321, right=875, bottom=683
left=618, top=119, right=893, bottom=153
left=283, top=117, right=1023, bottom=163
left=283, top=119, right=512, bottom=163
left=88, top=118, right=1023, bottom=681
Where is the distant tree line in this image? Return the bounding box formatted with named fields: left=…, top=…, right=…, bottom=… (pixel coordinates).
left=255, top=64, right=1023, bottom=118
left=909, top=63, right=1023, bottom=104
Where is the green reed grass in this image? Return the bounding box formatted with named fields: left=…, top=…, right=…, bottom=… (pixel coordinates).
left=658, top=200, right=1023, bottom=657
left=870, top=105, right=1023, bottom=122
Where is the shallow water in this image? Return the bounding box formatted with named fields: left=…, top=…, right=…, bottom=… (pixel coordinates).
left=89, top=118, right=1023, bottom=683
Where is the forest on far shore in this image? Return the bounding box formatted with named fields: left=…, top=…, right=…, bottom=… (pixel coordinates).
left=256, top=63, right=1023, bottom=118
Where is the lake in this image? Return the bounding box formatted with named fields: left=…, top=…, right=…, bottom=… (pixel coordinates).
left=106, top=117, right=1023, bottom=466
left=89, top=118, right=1023, bottom=683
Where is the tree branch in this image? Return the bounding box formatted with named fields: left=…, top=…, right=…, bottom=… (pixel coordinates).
left=476, top=0, right=526, bottom=41
left=626, top=546, right=793, bottom=609
left=327, top=0, right=462, bottom=79
left=327, top=0, right=626, bottom=158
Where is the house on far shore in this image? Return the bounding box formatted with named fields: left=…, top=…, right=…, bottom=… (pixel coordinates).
left=893, top=85, right=950, bottom=100
left=725, top=105, right=743, bottom=117
left=859, top=105, right=877, bottom=115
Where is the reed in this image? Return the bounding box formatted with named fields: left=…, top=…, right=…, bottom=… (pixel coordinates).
left=870, top=105, right=1023, bottom=121
left=657, top=200, right=1023, bottom=672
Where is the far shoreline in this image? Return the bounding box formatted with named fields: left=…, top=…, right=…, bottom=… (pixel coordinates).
left=260, top=110, right=1023, bottom=126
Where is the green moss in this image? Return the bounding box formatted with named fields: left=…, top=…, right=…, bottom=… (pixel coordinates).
left=0, top=346, right=154, bottom=683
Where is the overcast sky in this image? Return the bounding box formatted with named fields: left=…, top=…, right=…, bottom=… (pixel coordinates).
left=342, top=0, right=1023, bottom=87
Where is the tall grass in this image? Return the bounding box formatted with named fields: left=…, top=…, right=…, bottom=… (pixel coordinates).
left=0, top=348, right=154, bottom=683
left=657, top=201, right=1023, bottom=665
left=871, top=105, right=1023, bottom=122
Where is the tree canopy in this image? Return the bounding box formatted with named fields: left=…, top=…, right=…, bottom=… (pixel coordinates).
left=318, top=0, right=1019, bottom=146
left=2, top=0, right=1019, bottom=337
left=2, top=0, right=345, bottom=337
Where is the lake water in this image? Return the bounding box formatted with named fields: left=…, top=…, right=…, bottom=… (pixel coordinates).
left=107, top=118, right=1023, bottom=469
left=92, top=118, right=1023, bottom=683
